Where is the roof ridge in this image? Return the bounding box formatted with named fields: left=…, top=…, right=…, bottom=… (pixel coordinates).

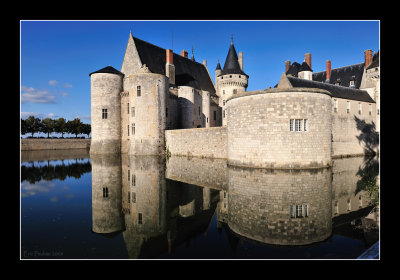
left=313, top=62, right=364, bottom=74
left=288, top=75, right=368, bottom=92
left=133, top=35, right=207, bottom=68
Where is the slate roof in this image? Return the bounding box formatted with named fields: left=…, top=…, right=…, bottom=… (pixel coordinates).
left=220, top=43, right=248, bottom=77
left=299, top=61, right=313, bottom=72
left=313, top=63, right=365, bottom=88
left=89, top=66, right=125, bottom=76
left=286, top=76, right=375, bottom=103
left=131, top=36, right=216, bottom=95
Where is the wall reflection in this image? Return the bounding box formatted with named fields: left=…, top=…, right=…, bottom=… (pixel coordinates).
left=90, top=153, right=379, bottom=257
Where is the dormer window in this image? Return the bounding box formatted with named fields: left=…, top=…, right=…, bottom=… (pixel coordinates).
left=349, top=80, right=355, bottom=87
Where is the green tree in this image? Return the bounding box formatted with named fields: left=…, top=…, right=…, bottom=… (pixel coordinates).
left=21, top=118, right=27, bottom=137
left=55, top=117, right=67, bottom=138
left=81, top=123, right=91, bottom=138
left=25, top=116, right=42, bottom=137
left=41, top=118, right=55, bottom=138
left=67, top=118, right=83, bottom=138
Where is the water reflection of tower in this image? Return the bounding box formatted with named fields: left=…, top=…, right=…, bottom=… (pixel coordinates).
left=121, top=155, right=167, bottom=258
left=91, top=154, right=125, bottom=235
left=227, top=167, right=333, bottom=246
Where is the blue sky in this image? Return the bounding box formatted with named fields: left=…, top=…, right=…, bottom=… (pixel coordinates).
left=21, top=20, right=379, bottom=125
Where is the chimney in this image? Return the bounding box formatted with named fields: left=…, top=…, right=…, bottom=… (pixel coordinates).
left=305, top=53, right=312, bottom=70
left=181, top=50, right=188, bottom=58
left=326, top=60, right=331, bottom=82
left=238, top=51, right=243, bottom=71
left=285, top=60, right=291, bottom=73
left=166, top=49, right=175, bottom=85
left=364, top=49, right=373, bottom=69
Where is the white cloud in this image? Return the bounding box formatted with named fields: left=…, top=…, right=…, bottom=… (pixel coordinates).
left=21, top=180, right=56, bottom=198
left=59, top=92, right=69, bottom=97
left=48, top=80, right=58, bottom=86
left=21, top=112, right=42, bottom=119
left=21, top=85, right=56, bottom=104
left=64, top=83, right=73, bottom=88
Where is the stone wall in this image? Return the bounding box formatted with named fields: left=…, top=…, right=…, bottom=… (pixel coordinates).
left=21, top=138, right=91, bottom=151
left=227, top=89, right=332, bottom=169
left=165, top=126, right=227, bottom=159
left=331, top=98, right=378, bottom=158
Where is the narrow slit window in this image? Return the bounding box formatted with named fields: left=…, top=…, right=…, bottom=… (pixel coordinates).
left=103, top=187, right=108, bottom=198
left=102, top=109, right=108, bottom=119
left=347, top=101, right=350, bottom=113
left=303, top=119, right=307, bottom=131
left=132, top=107, right=135, bottom=117
left=127, top=103, right=129, bottom=114
left=290, top=119, right=294, bottom=131
left=137, top=86, right=141, bottom=97
left=138, top=213, right=142, bottom=224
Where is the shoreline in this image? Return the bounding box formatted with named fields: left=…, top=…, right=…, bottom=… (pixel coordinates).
left=21, top=138, right=91, bottom=151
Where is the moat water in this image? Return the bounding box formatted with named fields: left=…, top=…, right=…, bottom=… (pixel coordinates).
left=20, top=149, right=379, bottom=259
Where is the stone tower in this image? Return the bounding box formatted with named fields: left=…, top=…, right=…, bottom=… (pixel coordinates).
left=89, top=66, right=124, bottom=155
left=216, top=38, right=248, bottom=126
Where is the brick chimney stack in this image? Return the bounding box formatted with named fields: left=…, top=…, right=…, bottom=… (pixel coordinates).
left=364, top=49, right=373, bottom=69
left=305, top=53, right=312, bottom=69
left=285, top=60, right=291, bottom=73
left=166, top=49, right=174, bottom=64
left=181, top=50, right=188, bottom=58
left=326, top=60, right=331, bottom=82
left=166, top=49, right=175, bottom=84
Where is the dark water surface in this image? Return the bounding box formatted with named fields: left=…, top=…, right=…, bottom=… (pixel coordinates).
left=20, top=149, right=379, bottom=259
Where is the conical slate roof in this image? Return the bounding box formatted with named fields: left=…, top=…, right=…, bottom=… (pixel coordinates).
left=89, top=66, right=124, bottom=76
left=220, top=43, right=248, bottom=77
left=216, top=60, right=221, bottom=70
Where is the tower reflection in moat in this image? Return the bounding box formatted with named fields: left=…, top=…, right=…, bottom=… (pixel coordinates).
left=91, top=154, right=379, bottom=258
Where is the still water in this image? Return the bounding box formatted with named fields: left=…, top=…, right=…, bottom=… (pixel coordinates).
left=20, top=149, right=379, bottom=259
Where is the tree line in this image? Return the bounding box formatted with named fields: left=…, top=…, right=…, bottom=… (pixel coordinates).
left=21, top=116, right=91, bottom=138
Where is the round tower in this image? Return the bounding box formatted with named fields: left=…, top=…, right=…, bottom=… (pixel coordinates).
left=89, top=66, right=124, bottom=155
left=216, top=39, right=248, bottom=126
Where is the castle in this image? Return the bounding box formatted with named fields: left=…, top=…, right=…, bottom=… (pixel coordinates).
left=89, top=31, right=379, bottom=169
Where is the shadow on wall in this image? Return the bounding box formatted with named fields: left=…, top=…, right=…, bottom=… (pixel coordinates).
left=355, top=155, right=379, bottom=207
left=354, top=116, right=379, bottom=156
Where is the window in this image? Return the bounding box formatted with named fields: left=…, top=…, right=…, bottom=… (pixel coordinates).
left=213, top=111, right=216, bottom=121
left=138, top=213, right=142, bottom=224
left=128, top=170, right=130, bottom=181
left=102, top=109, right=108, bottom=119
left=369, top=104, right=372, bottom=116
left=239, top=75, right=241, bottom=78
left=358, top=103, right=362, bottom=115
left=223, top=110, right=225, bottom=118
left=349, top=80, right=355, bottom=87
left=295, top=119, right=302, bottom=132
left=296, top=205, right=303, bottom=218
left=304, top=204, right=309, bottom=217
left=127, top=103, right=129, bottom=114
left=347, top=101, right=350, bottom=113
left=233, top=89, right=237, bottom=94
left=132, top=192, right=136, bottom=203
left=132, top=107, right=135, bottom=117
left=223, top=192, right=226, bottom=198
left=303, top=119, right=308, bottom=131
left=128, top=192, right=130, bottom=203
left=132, top=123, right=135, bottom=135
left=127, top=125, right=129, bottom=136
left=223, top=100, right=225, bottom=106
left=207, top=117, right=208, bottom=123
left=335, top=81, right=341, bottom=86
left=290, top=119, right=294, bottom=131
left=290, top=205, right=295, bottom=218
left=229, top=75, right=232, bottom=78
left=133, top=174, right=136, bottom=186
left=223, top=90, right=225, bottom=95
left=377, top=109, right=380, bottom=115
left=359, top=196, right=362, bottom=208
left=166, top=107, right=168, bottom=117
left=347, top=199, right=351, bottom=211
left=103, top=187, right=108, bottom=198
left=137, top=85, right=141, bottom=96
left=334, top=201, right=339, bottom=214
left=333, top=99, right=338, bottom=113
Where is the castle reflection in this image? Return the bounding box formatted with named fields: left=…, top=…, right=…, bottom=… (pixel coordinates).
left=91, top=154, right=379, bottom=258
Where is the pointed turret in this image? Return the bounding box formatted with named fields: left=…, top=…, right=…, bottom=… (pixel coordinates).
left=220, top=40, right=248, bottom=77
